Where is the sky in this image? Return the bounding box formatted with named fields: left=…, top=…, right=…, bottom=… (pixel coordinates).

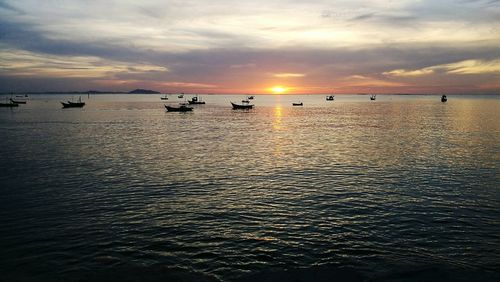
left=0, top=0, right=499, bottom=94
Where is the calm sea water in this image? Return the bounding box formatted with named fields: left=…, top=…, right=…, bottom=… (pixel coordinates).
left=0, top=94, right=499, bottom=281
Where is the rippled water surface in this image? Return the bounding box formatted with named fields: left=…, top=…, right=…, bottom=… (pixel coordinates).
left=1, top=94, right=499, bottom=281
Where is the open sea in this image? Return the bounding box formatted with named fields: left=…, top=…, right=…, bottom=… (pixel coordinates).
left=0, top=94, right=499, bottom=281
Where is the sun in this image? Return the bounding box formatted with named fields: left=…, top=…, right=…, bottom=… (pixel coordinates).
left=271, top=86, right=286, bottom=94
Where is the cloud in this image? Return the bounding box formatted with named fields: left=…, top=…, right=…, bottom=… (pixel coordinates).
left=383, top=59, right=500, bottom=77
left=383, top=68, right=435, bottom=77
left=161, top=82, right=217, bottom=88
left=273, top=73, right=306, bottom=78
left=0, top=0, right=499, bottom=93
left=0, top=0, right=22, bottom=13
left=441, top=59, right=500, bottom=74
left=0, top=49, right=168, bottom=78
left=230, top=63, right=256, bottom=69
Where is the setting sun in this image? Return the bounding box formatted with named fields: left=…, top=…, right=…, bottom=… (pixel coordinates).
left=271, top=86, right=286, bottom=94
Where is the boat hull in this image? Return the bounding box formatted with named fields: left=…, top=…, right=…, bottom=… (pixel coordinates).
left=165, top=105, right=193, bottom=112
left=292, top=103, right=303, bottom=106
left=231, top=102, right=253, bottom=109
left=61, top=102, right=85, bottom=108
left=0, top=103, right=19, bottom=107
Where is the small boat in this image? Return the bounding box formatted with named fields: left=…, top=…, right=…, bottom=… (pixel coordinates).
left=441, top=95, right=447, bottom=102
left=326, top=95, right=334, bottom=101
left=0, top=101, right=19, bottom=107
left=165, top=104, right=193, bottom=112
left=292, top=102, right=303, bottom=106
left=370, top=94, right=376, bottom=100
left=188, top=95, right=206, bottom=104
left=247, top=95, right=255, bottom=100
left=231, top=102, right=254, bottom=109
left=178, top=93, right=184, bottom=98
left=10, top=98, right=27, bottom=104
left=61, top=97, right=85, bottom=108
left=160, top=94, right=168, bottom=100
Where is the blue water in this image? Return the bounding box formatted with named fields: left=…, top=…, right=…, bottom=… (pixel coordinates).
left=0, top=94, right=499, bottom=281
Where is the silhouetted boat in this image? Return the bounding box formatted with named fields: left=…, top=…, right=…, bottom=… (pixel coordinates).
left=326, top=95, right=334, bottom=101
left=160, top=94, right=168, bottom=100
left=370, top=95, right=376, bottom=100
left=165, top=104, right=193, bottom=112
left=178, top=93, right=184, bottom=98
left=10, top=98, right=27, bottom=104
left=188, top=95, right=206, bottom=104
left=247, top=95, right=255, bottom=100
left=61, top=97, right=85, bottom=108
left=0, top=101, right=19, bottom=107
left=441, top=95, right=447, bottom=102
left=231, top=102, right=253, bottom=109
left=292, top=102, right=303, bottom=106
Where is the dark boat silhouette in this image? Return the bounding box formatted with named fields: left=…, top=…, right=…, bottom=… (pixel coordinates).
left=441, top=95, right=447, bottom=102
left=370, top=94, right=376, bottom=100
left=165, top=104, right=193, bottom=112
left=61, top=97, right=85, bottom=108
left=231, top=102, right=253, bottom=109
left=292, top=102, right=303, bottom=106
left=326, top=95, right=334, bottom=101
left=160, top=94, right=168, bottom=100
left=0, top=100, right=19, bottom=107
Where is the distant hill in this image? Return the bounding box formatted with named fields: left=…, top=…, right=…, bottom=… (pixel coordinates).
left=128, top=89, right=160, bottom=94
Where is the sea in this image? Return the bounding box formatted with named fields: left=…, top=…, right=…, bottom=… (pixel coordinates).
left=0, top=94, right=499, bottom=281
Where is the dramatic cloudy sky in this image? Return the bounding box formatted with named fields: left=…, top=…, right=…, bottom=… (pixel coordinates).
left=0, top=0, right=499, bottom=93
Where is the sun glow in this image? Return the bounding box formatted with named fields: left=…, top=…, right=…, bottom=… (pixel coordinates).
left=271, top=86, right=286, bottom=94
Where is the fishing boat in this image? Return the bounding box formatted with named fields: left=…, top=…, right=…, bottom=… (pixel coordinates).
left=441, top=95, right=447, bottom=102
left=292, top=102, right=303, bottom=106
left=61, top=97, right=85, bottom=108
left=326, top=95, right=334, bottom=101
left=231, top=102, right=253, bottom=109
left=247, top=95, right=255, bottom=100
left=10, top=98, right=27, bottom=104
left=0, top=100, right=19, bottom=107
left=165, top=104, right=193, bottom=112
left=160, top=94, right=168, bottom=100
left=188, top=95, right=206, bottom=104
left=178, top=93, right=184, bottom=98
left=370, top=94, right=376, bottom=100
